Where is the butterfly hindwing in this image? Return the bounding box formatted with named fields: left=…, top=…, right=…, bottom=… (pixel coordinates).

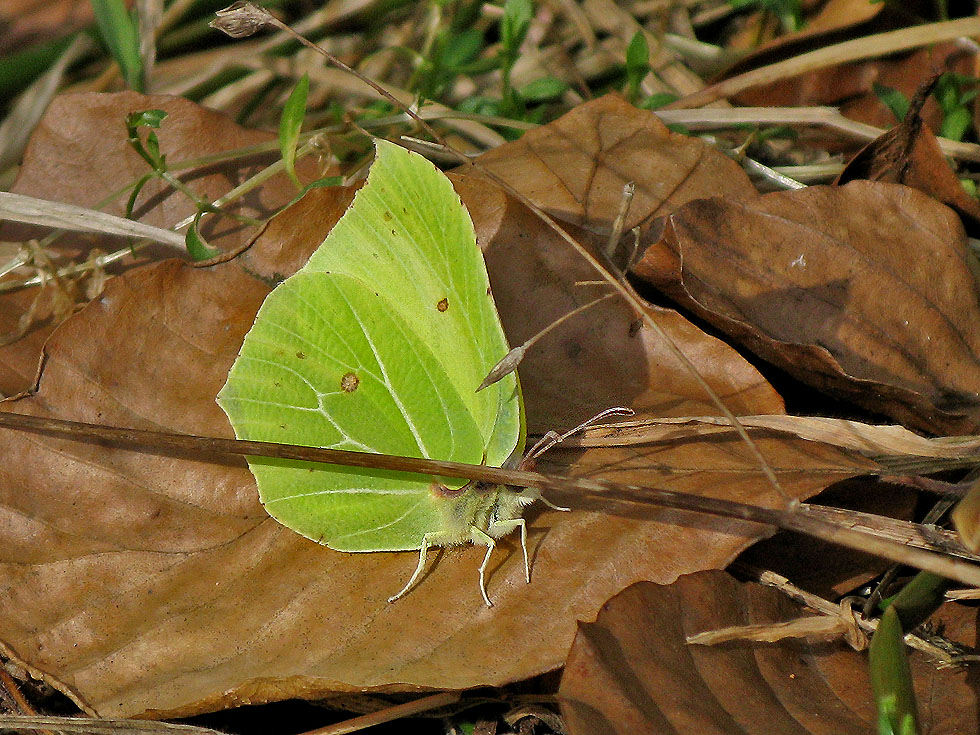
left=218, top=272, right=486, bottom=550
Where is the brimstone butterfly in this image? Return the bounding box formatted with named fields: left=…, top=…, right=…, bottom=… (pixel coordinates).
left=218, top=139, right=536, bottom=606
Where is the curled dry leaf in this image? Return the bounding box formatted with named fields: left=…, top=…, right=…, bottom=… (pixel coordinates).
left=633, top=181, right=980, bottom=435
left=0, top=95, right=876, bottom=718
left=559, top=572, right=980, bottom=735
left=578, top=414, right=980, bottom=460
left=837, top=91, right=980, bottom=234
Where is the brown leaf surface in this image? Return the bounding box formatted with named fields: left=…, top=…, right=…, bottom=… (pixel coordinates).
left=0, top=91, right=315, bottom=396
left=633, top=181, right=980, bottom=435
left=0, top=0, right=92, bottom=55
left=559, top=572, right=979, bottom=735
left=732, top=44, right=970, bottom=132
left=6, top=92, right=311, bottom=240
left=0, top=99, right=879, bottom=718
left=455, top=174, right=782, bottom=430
left=837, top=92, right=980, bottom=234
left=471, top=94, right=758, bottom=236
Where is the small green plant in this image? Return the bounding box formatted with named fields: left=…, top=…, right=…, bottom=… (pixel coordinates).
left=125, top=110, right=230, bottom=260
left=933, top=72, right=978, bottom=142
left=728, top=0, right=803, bottom=33
left=622, top=32, right=682, bottom=110
left=872, top=83, right=910, bottom=123
left=408, top=0, right=567, bottom=132
left=410, top=0, right=488, bottom=102
left=868, top=571, right=951, bottom=735
left=624, top=31, right=650, bottom=104
left=873, top=74, right=978, bottom=143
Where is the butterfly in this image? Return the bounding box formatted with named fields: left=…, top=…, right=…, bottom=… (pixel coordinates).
left=219, top=139, right=539, bottom=606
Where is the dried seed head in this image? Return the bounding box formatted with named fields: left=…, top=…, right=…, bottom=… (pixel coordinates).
left=210, top=2, right=274, bottom=38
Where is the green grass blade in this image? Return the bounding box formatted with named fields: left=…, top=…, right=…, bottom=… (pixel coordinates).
left=91, top=0, right=144, bottom=91
left=885, top=571, right=951, bottom=630
left=869, top=605, right=920, bottom=735
left=279, top=74, right=309, bottom=191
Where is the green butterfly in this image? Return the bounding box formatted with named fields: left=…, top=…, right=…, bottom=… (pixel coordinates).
left=218, top=140, right=538, bottom=606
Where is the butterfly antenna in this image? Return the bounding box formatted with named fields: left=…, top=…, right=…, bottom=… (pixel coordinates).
left=519, top=407, right=634, bottom=513
left=525, top=406, right=635, bottom=462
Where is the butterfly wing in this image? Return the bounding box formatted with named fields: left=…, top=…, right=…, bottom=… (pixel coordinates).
left=302, top=140, right=523, bottom=467
left=219, top=141, right=524, bottom=552
left=218, top=272, right=486, bottom=551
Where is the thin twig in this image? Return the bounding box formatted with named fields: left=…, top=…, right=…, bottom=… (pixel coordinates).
left=0, top=411, right=977, bottom=587
left=736, top=565, right=957, bottom=664
left=300, top=692, right=460, bottom=735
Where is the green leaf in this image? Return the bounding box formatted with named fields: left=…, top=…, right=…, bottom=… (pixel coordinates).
left=279, top=74, right=309, bottom=191
left=872, top=83, right=909, bottom=123
left=869, top=606, right=921, bottom=735
left=639, top=92, right=679, bottom=110
left=218, top=141, right=527, bottom=604
left=90, top=0, right=143, bottom=91
left=125, top=110, right=168, bottom=169
left=439, top=29, right=484, bottom=70
left=519, top=76, right=568, bottom=102
left=625, top=31, right=650, bottom=101
left=125, top=109, right=167, bottom=133
left=185, top=212, right=221, bottom=261
left=882, top=571, right=951, bottom=631
left=500, top=0, right=532, bottom=59
left=940, top=106, right=971, bottom=142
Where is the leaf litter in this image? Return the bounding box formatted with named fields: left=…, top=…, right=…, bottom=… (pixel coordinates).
left=2, top=9, right=980, bottom=732
left=0, top=92, right=898, bottom=718
left=558, top=572, right=979, bottom=735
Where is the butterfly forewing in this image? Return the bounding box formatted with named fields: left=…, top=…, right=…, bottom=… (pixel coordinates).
left=302, top=140, right=522, bottom=466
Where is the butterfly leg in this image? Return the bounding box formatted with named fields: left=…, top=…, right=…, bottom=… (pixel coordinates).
left=469, top=527, right=499, bottom=607
left=539, top=495, right=571, bottom=512
left=487, top=518, right=529, bottom=582
left=387, top=532, right=440, bottom=603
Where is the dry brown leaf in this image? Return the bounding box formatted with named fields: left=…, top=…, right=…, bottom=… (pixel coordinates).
left=6, top=91, right=312, bottom=241
left=738, top=478, right=918, bottom=600
left=633, top=181, right=980, bottom=435
left=837, top=86, right=980, bottom=235
left=559, top=572, right=980, bottom=735
left=0, top=0, right=91, bottom=56
left=579, top=414, right=980, bottom=460
left=0, top=96, right=883, bottom=717
left=471, top=93, right=758, bottom=237
left=731, top=43, right=971, bottom=133
left=455, top=174, right=782, bottom=431
left=0, top=91, right=317, bottom=396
